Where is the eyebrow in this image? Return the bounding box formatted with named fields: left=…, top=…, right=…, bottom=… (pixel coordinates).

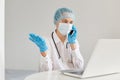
left=62, top=19, right=73, bottom=22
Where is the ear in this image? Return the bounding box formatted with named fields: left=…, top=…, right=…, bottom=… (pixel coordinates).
left=55, top=22, right=60, bottom=29
left=55, top=20, right=62, bottom=29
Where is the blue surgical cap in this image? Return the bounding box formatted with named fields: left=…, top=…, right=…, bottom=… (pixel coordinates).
left=54, top=7, right=75, bottom=24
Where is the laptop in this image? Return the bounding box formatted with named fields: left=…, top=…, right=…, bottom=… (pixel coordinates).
left=61, top=39, right=120, bottom=79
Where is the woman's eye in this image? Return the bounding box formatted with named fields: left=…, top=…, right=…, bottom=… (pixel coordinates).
left=64, top=20, right=67, bottom=23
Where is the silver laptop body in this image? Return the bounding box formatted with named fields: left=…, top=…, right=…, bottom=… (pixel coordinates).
left=61, top=39, right=120, bottom=78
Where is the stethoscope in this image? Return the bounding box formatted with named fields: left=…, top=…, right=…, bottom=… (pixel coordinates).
left=51, top=32, right=69, bottom=59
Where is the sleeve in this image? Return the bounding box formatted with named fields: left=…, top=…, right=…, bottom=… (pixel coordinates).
left=38, top=36, right=53, bottom=72
left=39, top=54, right=52, bottom=72
left=71, top=40, right=84, bottom=71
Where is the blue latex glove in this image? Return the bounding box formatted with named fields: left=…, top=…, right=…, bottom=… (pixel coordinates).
left=29, top=33, right=48, bottom=52
left=68, top=25, right=77, bottom=44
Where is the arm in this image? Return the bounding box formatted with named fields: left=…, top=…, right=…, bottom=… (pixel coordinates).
left=29, top=33, right=52, bottom=71
left=68, top=26, right=84, bottom=70
left=39, top=51, right=52, bottom=72
left=70, top=41, right=84, bottom=70
left=41, top=52, right=47, bottom=57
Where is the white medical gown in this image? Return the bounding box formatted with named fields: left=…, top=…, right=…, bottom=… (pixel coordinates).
left=39, top=31, right=84, bottom=72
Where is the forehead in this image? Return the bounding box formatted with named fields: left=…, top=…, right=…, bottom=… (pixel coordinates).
left=61, top=18, right=73, bottom=22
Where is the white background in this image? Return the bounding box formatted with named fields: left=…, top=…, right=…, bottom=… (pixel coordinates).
left=5, top=0, right=120, bottom=71
left=0, top=0, right=5, bottom=80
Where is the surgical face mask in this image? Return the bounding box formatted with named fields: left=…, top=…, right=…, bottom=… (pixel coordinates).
left=58, top=23, right=73, bottom=36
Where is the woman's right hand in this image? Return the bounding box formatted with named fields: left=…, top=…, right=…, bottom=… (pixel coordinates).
left=29, top=33, right=48, bottom=53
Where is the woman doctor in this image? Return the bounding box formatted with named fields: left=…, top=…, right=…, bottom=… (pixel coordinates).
left=29, top=7, right=84, bottom=72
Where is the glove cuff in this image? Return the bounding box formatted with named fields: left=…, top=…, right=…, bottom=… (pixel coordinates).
left=39, top=47, right=48, bottom=52
left=68, top=39, right=76, bottom=44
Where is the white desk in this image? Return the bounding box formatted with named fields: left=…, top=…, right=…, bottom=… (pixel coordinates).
left=24, top=71, right=120, bottom=80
